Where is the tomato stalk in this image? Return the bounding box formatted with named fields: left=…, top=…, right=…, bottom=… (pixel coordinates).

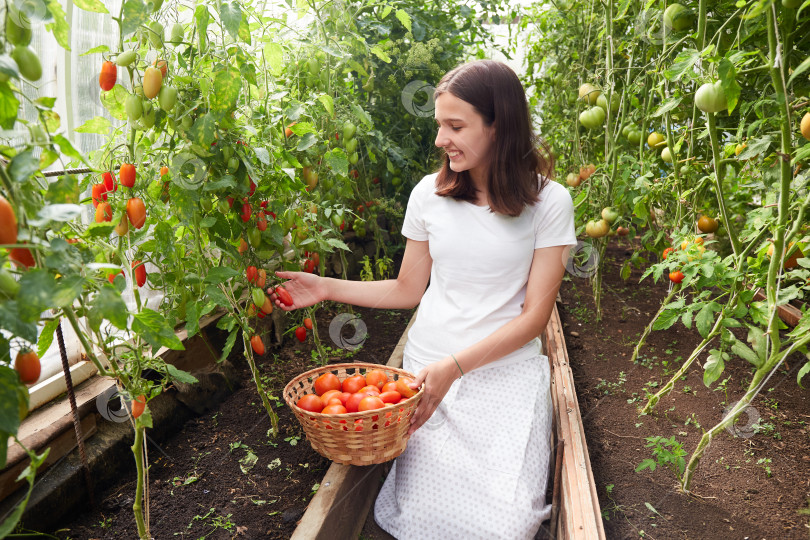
left=704, top=113, right=741, bottom=257
left=629, top=285, right=677, bottom=364
left=131, top=420, right=149, bottom=539
left=640, top=292, right=733, bottom=414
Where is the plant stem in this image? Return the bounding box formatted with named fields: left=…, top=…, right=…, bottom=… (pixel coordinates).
left=131, top=422, right=149, bottom=539
left=630, top=285, right=678, bottom=364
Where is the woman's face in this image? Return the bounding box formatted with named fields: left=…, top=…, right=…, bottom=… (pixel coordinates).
left=434, top=93, right=495, bottom=182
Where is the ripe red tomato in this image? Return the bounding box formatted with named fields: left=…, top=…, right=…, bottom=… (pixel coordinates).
left=95, top=201, right=113, bottom=222
left=126, top=197, right=146, bottom=229
left=257, top=212, right=267, bottom=231
left=320, top=389, right=342, bottom=407
left=663, top=247, right=674, bottom=260
left=10, top=244, right=35, bottom=268
left=132, top=260, right=147, bottom=287
left=251, top=335, right=265, bottom=356
left=241, top=202, right=252, bottom=222
left=153, top=58, right=168, bottom=78
left=131, top=394, right=146, bottom=418
left=260, top=296, right=273, bottom=315
left=345, top=392, right=366, bottom=413
left=314, top=373, right=341, bottom=396
left=358, top=396, right=385, bottom=411
left=246, top=265, right=258, bottom=284
left=396, top=378, right=417, bottom=398
left=381, top=381, right=398, bottom=393
left=322, top=403, right=347, bottom=415
left=99, top=60, right=117, bottom=91
left=302, top=258, right=316, bottom=273
left=102, top=171, right=117, bottom=192
left=108, top=270, right=124, bottom=284
left=91, top=183, right=108, bottom=207
left=380, top=391, right=401, bottom=404
left=297, top=393, right=323, bottom=413
left=0, top=195, right=17, bottom=245
left=342, top=374, right=366, bottom=394
left=303, top=317, right=313, bottom=330
left=365, top=369, right=388, bottom=390
left=257, top=269, right=267, bottom=289
left=295, top=326, right=307, bottom=342
left=669, top=270, right=685, bottom=283
left=15, top=349, right=41, bottom=384
left=249, top=179, right=256, bottom=196
left=274, top=286, right=293, bottom=306
left=359, top=385, right=381, bottom=396
left=119, top=163, right=136, bottom=188
left=338, top=392, right=351, bottom=405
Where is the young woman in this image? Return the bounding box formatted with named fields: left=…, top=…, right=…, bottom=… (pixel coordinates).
left=270, top=59, right=576, bottom=539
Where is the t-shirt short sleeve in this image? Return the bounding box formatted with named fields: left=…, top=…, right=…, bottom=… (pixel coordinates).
left=400, top=174, right=434, bottom=241
left=533, top=180, right=577, bottom=249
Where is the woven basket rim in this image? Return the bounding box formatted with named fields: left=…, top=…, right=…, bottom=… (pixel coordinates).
left=283, top=362, right=424, bottom=419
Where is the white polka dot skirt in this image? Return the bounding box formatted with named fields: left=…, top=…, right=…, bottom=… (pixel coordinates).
left=374, top=354, right=553, bottom=539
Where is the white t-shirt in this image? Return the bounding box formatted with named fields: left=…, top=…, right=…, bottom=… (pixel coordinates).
left=400, top=172, right=577, bottom=370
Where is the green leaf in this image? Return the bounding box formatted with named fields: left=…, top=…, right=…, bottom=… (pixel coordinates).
left=323, top=148, right=349, bottom=177
left=290, top=121, right=316, bottom=136
left=0, top=366, right=21, bottom=434
left=74, top=0, right=109, bottom=12
left=263, top=43, right=283, bottom=76
left=132, top=309, right=184, bottom=350
left=0, top=82, right=20, bottom=130
left=0, top=302, right=38, bottom=343
left=317, top=94, right=334, bottom=118
left=8, top=150, right=39, bottom=183
left=254, top=147, right=270, bottom=165
left=736, top=135, right=772, bottom=160
left=52, top=135, right=87, bottom=164
left=718, top=59, right=741, bottom=113
left=703, top=349, right=727, bottom=387
left=166, top=364, right=198, bottom=384
left=787, top=56, right=810, bottom=88
left=100, top=84, right=129, bottom=121
left=664, top=48, right=700, bottom=81
left=635, top=458, right=656, bottom=472
left=85, top=221, right=116, bottom=237
left=798, top=360, right=810, bottom=389
left=220, top=1, right=242, bottom=40
left=209, top=67, right=241, bottom=112
left=219, top=328, right=238, bottom=362
left=75, top=116, right=112, bottom=135
left=205, top=266, right=240, bottom=285
left=325, top=238, right=350, bottom=251
left=81, top=44, right=110, bottom=56
left=695, top=302, right=721, bottom=338
left=730, top=337, right=762, bottom=368
left=369, top=45, right=392, bottom=63
left=45, top=0, right=70, bottom=49
left=17, top=270, right=58, bottom=323
left=88, top=285, right=129, bottom=332
left=190, top=113, right=216, bottom=147
left=652, top=307, right=680, bottom=331
left=204, top=284, right=231, bottom=308
left=651, top=97, right=682, bottom=118
left=37, top=318, right=60, bottom=358
left=122, top=0, right=149, bottom=37
left=395, top=9, right=412, bottom=32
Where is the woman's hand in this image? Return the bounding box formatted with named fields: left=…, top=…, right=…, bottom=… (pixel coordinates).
left=407, top=357, right=461, bottom=435
left=269, top=271, right=328, bottom=310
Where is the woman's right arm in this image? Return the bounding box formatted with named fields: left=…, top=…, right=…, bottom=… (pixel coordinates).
left=269, top=238, right=432, bottom=310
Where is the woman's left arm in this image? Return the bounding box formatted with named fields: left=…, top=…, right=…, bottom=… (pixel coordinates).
left=408, top=244, right=571, bottom=434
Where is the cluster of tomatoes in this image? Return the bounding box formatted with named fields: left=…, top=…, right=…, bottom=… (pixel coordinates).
left=296, top=370, right=418, bottom=417
left=91, top=166, right=146, bottom=234
left=663, top=236, right=708, bottom=283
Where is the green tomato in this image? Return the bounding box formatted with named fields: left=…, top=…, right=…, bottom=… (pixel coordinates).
left=126, top=93, right=144, bottom=122
left=11, top=46, right=42, bottom=82
left=345, top=137, right=358, bottom=154
left=148, top=20, right=164, bottom=49
left=627, top=130, right=642, bottom=145
left=331, top=211, right=343, bottom=228
left=200, top=197, right=213, bottom=212
left=159, top=85, right=177, bottom=112
left=116, top=49, right=137, bottom=67
left=579, top=106, right=606, bottom=130
left=601, top=207, right=620, bottom=224
left=349, top=152, right=359, bottom=165
left=663, top=4, right=695, bottom=32
left=0, top=267, right=20, bottom=299
left=342, top=121, right=356, bottom=141
left=661, top=147, right=672, bottom=163
left=6, top=7, right=32, bottom=46
left=247, top=227, right=261, bottom=248
left=621, top=124, right=632, bottom=138
left=391, top=176, right=401, bottom=187
left=647, top=131, right=666, bottom=148
left=217, top=199, right=230, bottom=214
left=169, top=23, right=184, bottom=45
left=596, top=94, right=620, bottom=114
left=181, top=115, right=194, bottom=130
left=782, top=0, right=802, bottom=7
left=149, top=0, right=164, bottom=12
left=578, top=83, right=601, bottom=105
left=694, top=81, right=726, bottom=114
left=140, top=101, right=156, bottom=128
left=284, top=210, right=296, bottom=230
left=251, top=288, right=265, bottom=307
left=227, top=157, right=239, bottom=173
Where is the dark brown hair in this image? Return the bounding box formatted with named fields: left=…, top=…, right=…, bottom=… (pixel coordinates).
left=433, top=59, right=553, bottom=217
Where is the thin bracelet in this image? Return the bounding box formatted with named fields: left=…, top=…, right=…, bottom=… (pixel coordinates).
left=451, top=353, right=464, bottom=377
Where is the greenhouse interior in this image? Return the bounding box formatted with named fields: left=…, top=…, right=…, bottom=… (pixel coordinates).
left=1, top=0, right=809, bottom=538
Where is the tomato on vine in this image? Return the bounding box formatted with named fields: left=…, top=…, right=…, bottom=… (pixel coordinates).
left=251, top=335, right=265, bottom=356
left=131, top=395, right=146, bottom=419
left=663, top=247, right=674, bottom=260
left=15, top=349, right=41, bottom=384
left=295, top=326, right=307, bottom=342
left=120, top=163, right=136, bottom=188
left=132, top=260, right=147, bottom=288
left=95, top=201, right=113, bottom=222
left=126, top=197, right=146, bottom=229
left=99, top=60, right=117, bottom=91
left=241, top=202, right=252, bottom=223
left=669, top=270, right=685, bottom=284
left=102, top=171, right=117, bottom=192
left=91, top=183, right=108, bottom=207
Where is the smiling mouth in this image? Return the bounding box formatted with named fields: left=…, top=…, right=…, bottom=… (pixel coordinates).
left=447, top=151, right=463, bottom=159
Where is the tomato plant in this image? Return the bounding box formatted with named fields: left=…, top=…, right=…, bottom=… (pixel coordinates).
left=14, top=349, right=40, bottom=384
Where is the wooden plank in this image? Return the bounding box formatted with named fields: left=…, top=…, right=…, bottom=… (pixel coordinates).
left=0, top=414, right=96, bottom=502
left=28, top=361, right=98, bottom=412
left=545, top=306, right=605, bottom=540
left=291, top=310, right=417, bottom=540
left=752, top=288, right=802, bottom=327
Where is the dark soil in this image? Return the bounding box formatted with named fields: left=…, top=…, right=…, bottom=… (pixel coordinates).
left=50, top=302, right=415, bottom=540
left=562, top=241, right=810, bottom=539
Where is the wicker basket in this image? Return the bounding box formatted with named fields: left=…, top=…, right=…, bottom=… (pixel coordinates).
left=283, top=362, right=424, bottom=465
